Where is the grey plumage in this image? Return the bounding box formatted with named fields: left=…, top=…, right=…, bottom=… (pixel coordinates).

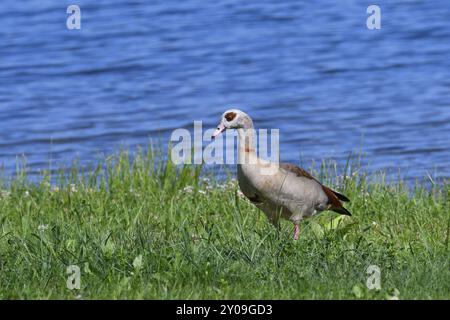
left=212, top=109, right=351, bottom=239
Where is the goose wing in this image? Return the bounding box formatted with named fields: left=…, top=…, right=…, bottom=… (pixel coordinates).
left=279, top=163, right=351, bottom=216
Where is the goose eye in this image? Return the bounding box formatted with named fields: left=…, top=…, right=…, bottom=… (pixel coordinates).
left=224, top=112, right=237, bottom=122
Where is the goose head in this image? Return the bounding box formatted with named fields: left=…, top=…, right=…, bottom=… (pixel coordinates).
left=212, top=109, right=254, bottom=139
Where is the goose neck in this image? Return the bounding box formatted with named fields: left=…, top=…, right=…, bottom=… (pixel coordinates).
left=237, top=128, right=257, bottom=163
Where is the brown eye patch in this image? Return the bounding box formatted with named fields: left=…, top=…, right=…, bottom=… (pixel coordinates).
left=224, top=112, right=237, bottom=122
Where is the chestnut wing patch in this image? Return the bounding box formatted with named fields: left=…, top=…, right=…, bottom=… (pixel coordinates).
left=279, top=163, right=315, bottom=180
left=279, top=162, right=351, bottom=215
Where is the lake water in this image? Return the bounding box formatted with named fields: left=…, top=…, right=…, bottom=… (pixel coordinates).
left=1, top=0, right=449, bottom=182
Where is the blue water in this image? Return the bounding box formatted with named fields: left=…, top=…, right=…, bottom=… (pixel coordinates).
left=1, top=0, right=449, bottom=181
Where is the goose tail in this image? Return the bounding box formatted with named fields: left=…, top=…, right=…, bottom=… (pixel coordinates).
left=332, top=206, right=352, bottom=216
left=332, top=190, right=350, bottom=202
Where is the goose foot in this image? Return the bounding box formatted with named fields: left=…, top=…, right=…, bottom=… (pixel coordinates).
left=293, top=224, right=299, bottom=240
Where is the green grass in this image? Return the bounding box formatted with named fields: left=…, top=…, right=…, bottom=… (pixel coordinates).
left=0, top=147, right=449, bottom=299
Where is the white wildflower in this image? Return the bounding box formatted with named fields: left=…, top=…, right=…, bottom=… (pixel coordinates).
left=70, top=184, right=77, bottom=193
left=24, top=190, right=30, bottom=197
left=201, top=177, right=211, bottom=184
left=191, top=234, right=200, bottom=242
left=0, top=190, right=11, bottom=198
left=51, top=186, right=60, bottom=193
left=217, top=184, right=227, bottom=190
left=336, top=175, right=345, bottom=187
left=227, top=179, right=238, bottom=188
left=38, top=224, right=49, bottom=232
left=182, top=186, right=194, bottom=194
left=198, top=190, right=206, bottom=195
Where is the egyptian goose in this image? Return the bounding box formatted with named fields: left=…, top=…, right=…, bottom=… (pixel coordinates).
left=212, top=109, right=351, bottom=240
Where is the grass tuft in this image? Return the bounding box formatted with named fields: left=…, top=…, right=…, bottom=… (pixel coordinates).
left=0, top=147, right=448, bottom=299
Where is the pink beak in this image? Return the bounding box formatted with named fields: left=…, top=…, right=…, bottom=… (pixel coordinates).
left=212, top=122, right=226, bottom=139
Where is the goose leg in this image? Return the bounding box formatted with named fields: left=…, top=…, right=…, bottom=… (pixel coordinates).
left=293, top=224, right=299, bottom=240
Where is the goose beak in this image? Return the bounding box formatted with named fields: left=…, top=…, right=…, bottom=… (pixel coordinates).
left=212, top=122, right=226, bottom=139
